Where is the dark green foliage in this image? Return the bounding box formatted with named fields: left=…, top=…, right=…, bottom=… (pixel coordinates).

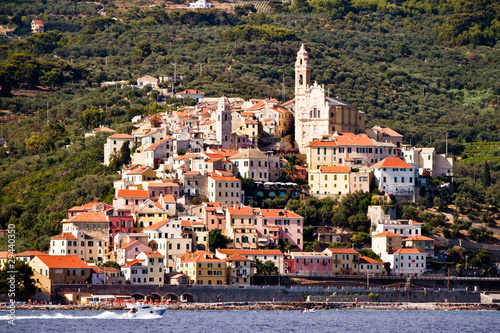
left=0, top=260, right=36, bottom=301
left=358, top=249, right=381, bottom=261
left=208, top=229, right=230, bottom=252
left=482, top=161, right=491, bottom=188
left=102, top=261, right=120, bottom=270
left=221, top=25, right=296, bottom=42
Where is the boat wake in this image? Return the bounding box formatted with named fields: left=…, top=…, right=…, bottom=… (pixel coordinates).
left=0, top=311, right=163, bottom=320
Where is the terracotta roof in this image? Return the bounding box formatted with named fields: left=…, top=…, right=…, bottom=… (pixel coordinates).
left=403, top=235, right=434, bottom=241
left=163, top=195, right=176, bottom=203
left=117, top=190, right=149, bottom=198
left=229, top=148, right=267, bottom=160
left=16, top=251, right=47, bottom=257
left=173, top=154, right=200, bottom=161
left=108, top=133, right=134, bottom=139
left=138, top=75, right=157, bottom=81
left=380, top=128, right=403, bottom=137
left=320, top=166, right=351, bottom=173
left=34, top=255, right=89, bottom=269
left=66, top=212, right=108, bottom=223
left=181, top=252, right=225, bottom=263
left=52, top=233, right=77, bottom=240
left=119, top=240, right=143, bottom=249
left=370, top=158, right=415, bottom=169
left=372, top=231, right=403, bottom=237
left=0, top=251, right=10, bottom=258
left=209, top=175, right=240, bottom=182
left=246, top=101, right=266, bottom=110
left=141, top=251, right=164, bottom=258
left=217, top=249, right=282, bottom=256
left=393, top=248, right=421, bottom=254
left=359, top=256, right=383, bottom=264
left=224, top=254, right=252, bottom=262
left=143, top=219, right=170, bottom=230
left=258, top=209, right=301, bottom=218
left=122, top=259, right=144, bottom=267
left=227, top=205, right=254, bottom=216
left=334, top=134, right=375, bottom=146
left=308, top=140, right=338, bottom=147
left=324, top=248, right=360, bottom=254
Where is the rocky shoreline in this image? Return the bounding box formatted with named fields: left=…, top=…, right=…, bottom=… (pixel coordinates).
left=2, top=302, right=499, bottom=311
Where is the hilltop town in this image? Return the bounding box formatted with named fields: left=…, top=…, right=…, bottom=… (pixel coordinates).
left=3, top=45, right=497, bottom=305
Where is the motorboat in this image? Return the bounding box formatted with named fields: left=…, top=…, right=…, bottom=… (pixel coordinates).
left=124, top=303, right=166, bottom=318
left=302, top=308, right=316, bottom=313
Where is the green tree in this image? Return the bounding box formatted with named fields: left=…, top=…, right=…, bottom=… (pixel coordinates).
left=351, top=232, right=370, bottom=248
left=0, top=260, right=36, bottom=301
left=79, top=106, right=104, bottom=130
left=482, top=161, right=491, bottom=187
left=101, top=261, right=120, bottom=270
left=135, top=41, right=152, bottom=58
left=208, top=229, right=230, bottom=252
left=120, top=142, right=131, bottom=166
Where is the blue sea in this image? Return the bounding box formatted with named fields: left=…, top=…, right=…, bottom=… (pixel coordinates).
left=1, top=309, right=498, bottom=333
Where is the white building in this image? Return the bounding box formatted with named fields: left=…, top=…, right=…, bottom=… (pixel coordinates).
left=207, top=170, right=242, bottom=206
left=216, top=96, right=232, bottom=149
left=143, top=219, right=192, bottom=273
left=229, top=148, right=270, bottom=181
left=387, top=248, right=426, bottom=276
left=189, top=0, right=211, bottom=8
left=372, top=219, right=422, bottom=237
left=402, top=147, right=453, bottom=179
left=294, top=45, right=365, bottom=153
left=370, top=157, right=416, bottom=198
left=104, top=133, right=134, bottom=166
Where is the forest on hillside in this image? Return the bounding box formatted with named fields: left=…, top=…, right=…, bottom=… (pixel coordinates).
left=0, top=0, right=498, bottom=251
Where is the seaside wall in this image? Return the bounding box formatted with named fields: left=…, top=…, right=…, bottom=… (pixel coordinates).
left=54, top=285, right=481, bottom=303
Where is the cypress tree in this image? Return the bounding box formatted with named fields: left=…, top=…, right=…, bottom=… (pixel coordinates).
left=482, top=161, right=491, bottom=187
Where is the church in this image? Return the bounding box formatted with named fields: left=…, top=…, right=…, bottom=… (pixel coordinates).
left=294, top=45, right=365, bottom=153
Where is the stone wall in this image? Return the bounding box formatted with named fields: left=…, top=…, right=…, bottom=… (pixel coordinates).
left=54, top=284, right=481, bottom=304
left=367, top=206, right=396, bottom=224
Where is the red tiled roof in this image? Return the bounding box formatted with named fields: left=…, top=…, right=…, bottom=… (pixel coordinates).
left=324, top=248, right=360, bottom=254
left=320, top=166, right=351, bottom=173
left=16, top=251, right=47, bottom=257
left=372, top=231, right=403, bottom=237
left=34, top=255, right=89, bottom=269
left=122, top=259, right=144, bottom=267
left=258, top=209, right=301, bottom=218
left=117, top=190, right=149, bottom=198
left=52, top=233, right=77, bottom=240
left=143, top=219, right=170, bottom=230
left=227, top=205, right=253, bottom=216
left=217, top=249, right=282, bottom=256
left=370, top=158, right=415, bottom=169
left=403, top=235, right=434, bottom=241
left=394, top=248, right=421, bottom=254
left=108, top=133, right=133, bottom=139
left=141, top=251, right=164, bottom=258
left=359, top=256, right=383, bottom=264
left=308, top=140, right=338, bottom=147
left=66, top=212, right=108, bottom=223
left=224, top=254, right=252, bottom=262
left=380, top=128, right=402, bottom=137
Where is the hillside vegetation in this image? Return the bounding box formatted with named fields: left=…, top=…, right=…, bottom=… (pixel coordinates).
left=0, top=0, right=498, bottom=251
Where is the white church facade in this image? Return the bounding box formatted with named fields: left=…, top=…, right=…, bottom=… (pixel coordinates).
left=294, top=45, right=365, bottom=153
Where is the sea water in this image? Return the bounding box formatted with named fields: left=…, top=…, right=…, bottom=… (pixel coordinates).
left=1, top=309, right=498, bottom=333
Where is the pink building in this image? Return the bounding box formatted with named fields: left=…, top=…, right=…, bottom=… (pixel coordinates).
left=203, top=202, right=226, bottom=232
left=287, top=252, right=332, bottom=276
left=254, top=209, right=303, bottom=251
left=67, top=201, right=113, bottom=218
left=292, top=165, right=308, bottom=182
left=116, top=240, right=152, bottom=265
left=113, top=189, right=150, bottom=213
left=107, top=208, right=134, bottom=247
left=147, top=181, right=180, bottom=200
left=235, top=135, right=253, bottom=149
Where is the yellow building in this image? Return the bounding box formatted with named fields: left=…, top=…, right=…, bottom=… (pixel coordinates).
left=309, top=166, right=351, bottom=196
left=359, top=256, right=386, bottom=276
left=134, top=201, right=168, bottom=232
left=29, top=255, right=92, bottom=301
left=323, top=248, right=360, bottom=275
left=226, top=204, right=258, bottom=249
left=224, top=253, right=254, bottom=286
left=306, top=140, right=338, bottom=170
left=180, top=251, right=227, bottom=286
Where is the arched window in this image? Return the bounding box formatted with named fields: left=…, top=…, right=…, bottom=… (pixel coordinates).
left=299, top=74, right=303, bottom=85
left=318, top=110, right=320, bottom=118
left=310, top=110, right=313, bottom=118
left=313, top=107, right=317, bottom=118
left=332, top=126, right=335, bottom=132
left=302, top=131, right=306, bottom=139
left=330, top=112, right=334, bottom=118
left=300, top=59, right=303, bottom=65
